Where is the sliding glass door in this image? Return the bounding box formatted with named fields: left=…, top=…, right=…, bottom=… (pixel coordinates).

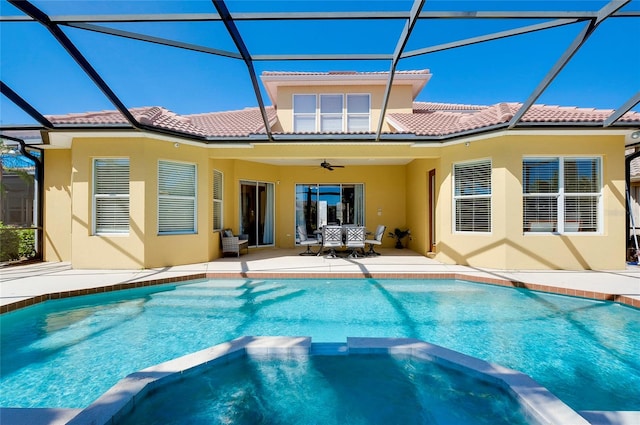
left=240, top=180, right=274, bottom=247
left=295, top=183, right=364, bottom=236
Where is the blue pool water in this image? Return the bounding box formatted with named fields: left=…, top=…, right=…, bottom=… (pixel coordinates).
left=117, top=355, right=530, bottom=425
left=1, top=278, right=638, bottom=411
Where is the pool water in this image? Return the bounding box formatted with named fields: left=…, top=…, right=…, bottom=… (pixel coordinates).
left=1, top=278, right=638, bottom=411
left=117, top=355, right=530, bottom=425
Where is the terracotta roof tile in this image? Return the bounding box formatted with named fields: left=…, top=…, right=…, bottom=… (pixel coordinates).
left=47, top=107, right=208, bottom=136
left=187, top=107, right=277, bottom=137
left=45, top=100, right=640, bottom=139
left=388, top=102, right=640, bottom=136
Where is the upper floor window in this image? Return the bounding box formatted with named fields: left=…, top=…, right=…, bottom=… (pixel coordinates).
left=158, top=160, right=197, bottom=234
left=453, top=159, right=492, bottom=233
left=93, top=158, right=130, bottom=235
left=293, top=94, right=316, bottom=132
left=523, top=157, right=601, bottom=233
left=293, top=93, right=370, bottom=132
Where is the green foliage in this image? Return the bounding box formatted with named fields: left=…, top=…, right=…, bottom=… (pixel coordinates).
left=0, top=222, right=35, bottom=262
left=19, top=228, right=36, bottom=258
left=388, top=228, right=411, bottom=249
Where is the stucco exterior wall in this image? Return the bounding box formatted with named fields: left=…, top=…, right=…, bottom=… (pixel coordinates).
left=406, top=158, right=440, bottom=255
left=43, top=149, right=72, bottom=262
left=42, top=132, right=626, bottom=270
left=434, top=135, right=626, bottom=270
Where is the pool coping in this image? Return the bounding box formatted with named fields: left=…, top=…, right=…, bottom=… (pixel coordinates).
left=1, top=271, right=638, bottom=315
left=62, top=336, right=589, bottom=425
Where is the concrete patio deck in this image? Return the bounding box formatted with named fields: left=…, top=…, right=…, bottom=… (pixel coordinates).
left=2, top=248, right=639, bottom=312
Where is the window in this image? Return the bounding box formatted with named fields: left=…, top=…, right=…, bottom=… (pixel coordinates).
left=213, top=169, right=223, bottom=231
left=93, top=158, right=129, bottom=234
left=523, top=157, right=601, bottom=233
left=293, top=93, right=370, bottom=132
left=158, top=160, right=196, bottom=234
left=453, top=160, right=491, bottom=233
left=320, top=94, right=343, bottom=131
left=293, top=94, right=316, bottom=132
left=347, top=94, right=370, bottom=131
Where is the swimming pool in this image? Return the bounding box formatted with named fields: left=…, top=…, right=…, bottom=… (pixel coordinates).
left=1, top=278, right=638, bottom=411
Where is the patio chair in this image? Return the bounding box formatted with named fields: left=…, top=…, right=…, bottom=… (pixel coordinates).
left=344, top=226, right=366, bottom=258
left=320, top=225, right=343, bottom=258
left=297, top=225, right=321, bottom=256
left=364, top=225, right=386, bottom=256
left=221, top=229, right=249, bottom=257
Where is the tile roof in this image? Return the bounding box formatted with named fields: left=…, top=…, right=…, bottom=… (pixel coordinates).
left=45, top=101, right=640, bottom=139
left=387, top=102, right=640, bottom=136
left=188, top=107, right=278, bottom=137
left=46, top=106, right=278, bottom=138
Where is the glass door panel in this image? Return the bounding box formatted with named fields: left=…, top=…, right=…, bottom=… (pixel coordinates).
left=295, top=184, right=365, bottom=243
left=240, top=181, right=274, bottom=247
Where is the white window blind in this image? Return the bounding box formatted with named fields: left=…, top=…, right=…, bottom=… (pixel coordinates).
left=320, top=94, right=343, bottom=132
left=93, top=158, right=129, bottom=234
left=453, top=160, right=491, bottom=232
left=213, top=169, right=223, bottom=231
left=523, top=158, right=559, bottom=232
left=293, top=94, right=316, bottom=132
left=293, top=93, right=371, bottom=132
left=347, top=94, right=370, bottom=131
left=523, top=157, right=601, bottom=233
left=564, top=158, right=600, bottom=232
left=158, top=161, right=196, bottom=234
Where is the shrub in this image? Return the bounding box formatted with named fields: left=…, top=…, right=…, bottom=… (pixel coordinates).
left=0, top=222, right=36, bottom=262
left=0, top=222, right=20, bottom=261
left=18, top=228, right=36, bottom=258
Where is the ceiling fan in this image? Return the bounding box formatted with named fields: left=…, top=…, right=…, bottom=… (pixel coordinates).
left=320, top=160, right=345, bottom=171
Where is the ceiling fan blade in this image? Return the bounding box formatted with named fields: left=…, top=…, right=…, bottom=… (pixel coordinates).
left=320, top=160, right=343, bottom=170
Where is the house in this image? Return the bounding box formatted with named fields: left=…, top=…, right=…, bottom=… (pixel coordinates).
left=37, top=69, right=640, bottom=270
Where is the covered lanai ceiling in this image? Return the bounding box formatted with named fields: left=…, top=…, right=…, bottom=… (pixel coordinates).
left=1, top=0, right=639, bottom=145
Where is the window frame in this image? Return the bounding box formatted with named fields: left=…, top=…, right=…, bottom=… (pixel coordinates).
left=319, top=93, right=344, bottom=132
left=346, top=93, right=370, bottom=132
left=92, top=157, right=130, bottom=236
left=523, top=156, right=602, bottom=235
left=158, top=160, right=197, bottom=235
left=292, top=94, right=317, bottom=132
left=452, top=159, right=492, bottom=234
left=292, top=93, right=371, bottom=132
left=213, top=169, right=223, bottom=232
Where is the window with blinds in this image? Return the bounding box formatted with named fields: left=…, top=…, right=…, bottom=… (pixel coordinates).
left=93, top=158, right=130, bottom=234
left=453, top=160, right=492, bottom=233
left=293, top=93, right=371, bottom=132
left=213, top=169, right=223, bottom=231
left=158, top=160, right=196, bottom=234
left=523, top=157, right=601, bottom=233
left=347, top=94, right=370, bottom=131
left=293, top=94, right=316, bottom=132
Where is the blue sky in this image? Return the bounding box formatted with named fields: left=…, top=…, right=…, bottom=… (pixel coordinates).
left=1, top=0, right=639, bottom=126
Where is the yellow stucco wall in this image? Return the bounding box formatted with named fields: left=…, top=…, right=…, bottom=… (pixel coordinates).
left=406, top=157, right=440, bottom=255
left=43, top=132, right=626, bottom=270
left=43, top=149, right=72, bottom=262
left=274, top=84, right=414, bottom=133
left=433, top=135, right=626, bottom=270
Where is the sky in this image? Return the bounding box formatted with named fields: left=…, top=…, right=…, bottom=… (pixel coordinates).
left=1, top=0, right=639, bottom=126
